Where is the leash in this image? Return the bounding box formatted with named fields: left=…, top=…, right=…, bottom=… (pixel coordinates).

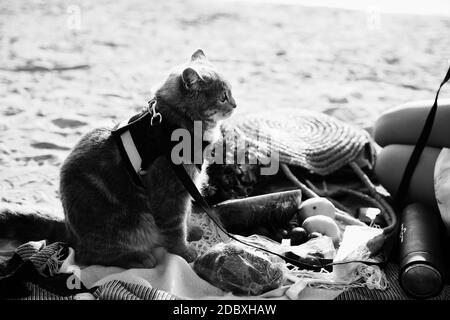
left=115, top=98, right=386, bottom=270
left=160, top=131, right=385, bottom=270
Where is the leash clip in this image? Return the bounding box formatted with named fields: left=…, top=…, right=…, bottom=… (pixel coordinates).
left=148, top=99, right=162, bottom=126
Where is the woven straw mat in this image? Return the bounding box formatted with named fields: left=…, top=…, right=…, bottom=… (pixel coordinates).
left=218, top=109, right=375, bottom=176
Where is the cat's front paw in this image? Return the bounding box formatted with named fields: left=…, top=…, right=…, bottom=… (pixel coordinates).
left=183, top=245, right=198, bottom=263
left=172, top=244, right=198, bottom=263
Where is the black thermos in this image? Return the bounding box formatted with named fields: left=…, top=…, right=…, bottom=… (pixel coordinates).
left=399, top=203, right=446, bottom=298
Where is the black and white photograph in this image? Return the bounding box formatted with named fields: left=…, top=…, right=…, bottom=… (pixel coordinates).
left=0, top=0, right=450, bottom=307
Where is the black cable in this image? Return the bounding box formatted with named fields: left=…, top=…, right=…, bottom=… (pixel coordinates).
left=167, top=156, right=386, bottom=270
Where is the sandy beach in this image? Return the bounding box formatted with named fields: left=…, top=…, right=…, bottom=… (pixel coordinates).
left=0, top=0, right=450, bottom=217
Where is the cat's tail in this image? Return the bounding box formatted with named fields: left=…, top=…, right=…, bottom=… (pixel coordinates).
left=0, top=203, right=68, bottom=243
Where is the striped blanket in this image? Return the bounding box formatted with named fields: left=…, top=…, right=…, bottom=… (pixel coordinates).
left=0, top=241, right=184, bottom=300
left=3, top=240, right=448, bottom=300
left=0, top=240, right=341, bottom=300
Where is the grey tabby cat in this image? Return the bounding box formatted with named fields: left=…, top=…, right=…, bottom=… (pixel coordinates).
left=0, top=49, right=236, bottom=268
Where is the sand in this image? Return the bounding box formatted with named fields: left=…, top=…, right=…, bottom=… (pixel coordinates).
left=1, top=0, right=450, bottom=217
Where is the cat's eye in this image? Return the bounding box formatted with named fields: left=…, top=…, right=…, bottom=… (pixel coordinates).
left=220, top=92, right=228, bottom=103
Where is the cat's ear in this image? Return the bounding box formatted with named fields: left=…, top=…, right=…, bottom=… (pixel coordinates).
left=191, top=49, right=206, bottom=61
left=182, top=67, right=204, bottom=90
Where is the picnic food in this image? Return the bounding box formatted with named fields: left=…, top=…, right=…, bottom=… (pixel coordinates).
left=297, top=197, right=336, bottom=223
left=290, top=227, right=309, bottom=246
left=308, top=232, right=323, bottom=240
left=193, top=242, right=284, bottom=295
left=302, top=215, right=341, bottom=246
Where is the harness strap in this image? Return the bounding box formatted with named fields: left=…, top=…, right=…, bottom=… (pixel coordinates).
left=395, top=66, right=450, bottom=207
left=112, top=99, right=205, bottom=187
left=112, top=109, right=162, bottom=187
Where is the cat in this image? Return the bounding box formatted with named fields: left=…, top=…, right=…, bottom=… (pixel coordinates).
left=0, top=49, right=236, bottom=268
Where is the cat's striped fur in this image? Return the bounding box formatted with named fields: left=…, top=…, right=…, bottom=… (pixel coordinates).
left=0, top=50, right=236, bottom=268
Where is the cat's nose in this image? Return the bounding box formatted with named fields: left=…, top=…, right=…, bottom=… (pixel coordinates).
left=230, top=97, right=237, bottom=108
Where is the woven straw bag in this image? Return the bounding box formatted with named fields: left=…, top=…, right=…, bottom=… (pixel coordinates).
left=220, top=109, right=376, bottom=176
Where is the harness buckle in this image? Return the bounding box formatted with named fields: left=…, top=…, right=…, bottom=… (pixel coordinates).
left=148, top=99, right=162, bottom=126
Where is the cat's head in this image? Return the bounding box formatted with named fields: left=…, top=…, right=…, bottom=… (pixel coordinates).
left=155, top=49, right=237, bottom=127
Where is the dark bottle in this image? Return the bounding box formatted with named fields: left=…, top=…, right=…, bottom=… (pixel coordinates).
left=398, top=203, right=446, bottom=298
left=212, top=190, right=302, bottom=234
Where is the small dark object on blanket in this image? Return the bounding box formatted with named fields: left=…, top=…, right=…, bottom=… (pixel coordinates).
left=290, top=227, right=308, bottom=246
left=193, top=242, right=284, bottom=296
